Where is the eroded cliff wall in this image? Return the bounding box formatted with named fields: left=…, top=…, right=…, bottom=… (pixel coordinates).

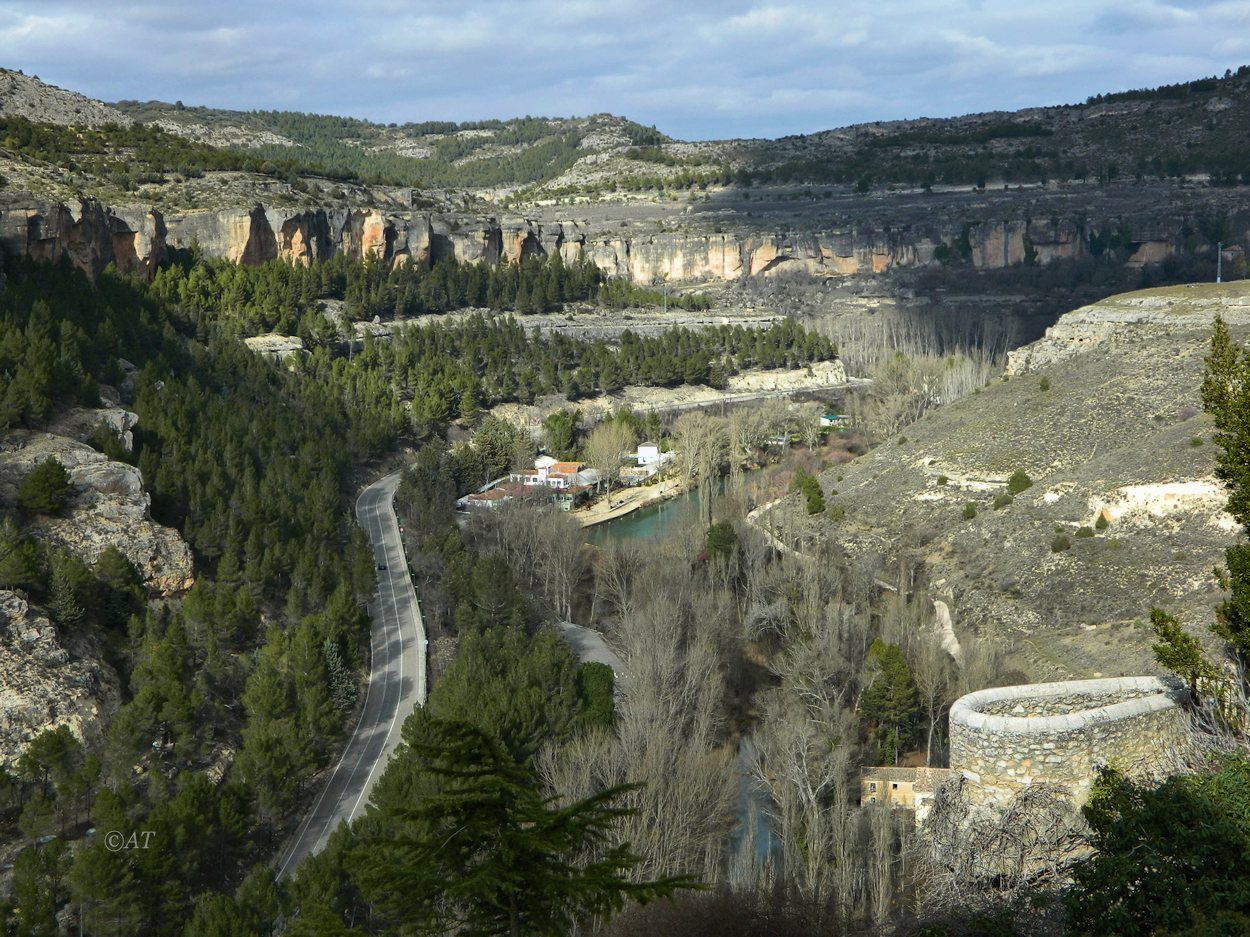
left=1, top=194, right=1245, bottom=287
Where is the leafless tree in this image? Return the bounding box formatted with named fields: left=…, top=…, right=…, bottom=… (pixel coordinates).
left=909, top=626, right=955, bottom=767
left=540, top=510, right=587, bottom=621
left=796, top=401, right=825, bottom=451
left=584, top=419, right=637, bottom=508
left=594, top=540, right=646, bottom=627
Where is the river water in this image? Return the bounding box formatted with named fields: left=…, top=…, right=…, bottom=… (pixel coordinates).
left=583, top=482, right=711, bottom=546
left=586, top=474, right=782, bottom=870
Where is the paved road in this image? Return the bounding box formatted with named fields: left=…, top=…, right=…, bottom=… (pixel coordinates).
left=276, top=471, right=426, bottom=877
left=557, top=621, right=625, bottom=678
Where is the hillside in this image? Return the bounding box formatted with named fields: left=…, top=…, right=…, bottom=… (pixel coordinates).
left=5, top=65, right=1249, bottom=210
left=767, top=281, right=1250, bottom=680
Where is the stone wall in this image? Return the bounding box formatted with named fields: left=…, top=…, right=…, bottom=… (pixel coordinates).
left=948, top=676, right=1189, bottom=806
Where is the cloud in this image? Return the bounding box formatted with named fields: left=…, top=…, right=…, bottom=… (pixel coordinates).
left=0, top=0, right=1245, bottom=138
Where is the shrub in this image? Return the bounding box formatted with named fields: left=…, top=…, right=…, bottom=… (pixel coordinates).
left=962, top=503, right=977, bottom=520
left=1190, top=436, right=1204, bottom=447
left=1006, top=470, right=1034, bottom=495
left=826, top=503, right=845, bottom=521
left=1107, top=537, right=1121, bottom=548
left=992, top=493, right=1014, bottom=510
left=1051, top=534, right=1072, bottom=552
left=1095, top=513, right=1109, bottom=530
left=1039, top=377, right=1051, bottom=392
left=937, top=475, right=949, bottom=485
left=1076, top=526, right=1095, bottom=538
left=898, top=436, right=908, bottom=445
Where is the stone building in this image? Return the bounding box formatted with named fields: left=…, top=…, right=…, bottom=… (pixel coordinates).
left=947, top=675, right=1189, bottom=807
left=859, top=766, right=953, bottom=824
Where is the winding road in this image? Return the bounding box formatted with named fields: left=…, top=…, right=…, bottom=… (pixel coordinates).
left=276, top=471, right=426, bottom=878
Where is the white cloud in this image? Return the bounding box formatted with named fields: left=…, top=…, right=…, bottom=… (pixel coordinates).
left=0, top=0, right=1244, bottom=138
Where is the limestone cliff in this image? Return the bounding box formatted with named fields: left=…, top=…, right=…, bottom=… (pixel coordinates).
left=0, top=406, right=194, bottom=767
left=3, top=193, right=1242, bottom=289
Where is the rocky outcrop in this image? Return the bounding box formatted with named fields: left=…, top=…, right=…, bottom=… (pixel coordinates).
left=0, top=422, right=195, bottom=597
left=0, top=591, right=122, bottom=768
left=1004, top=288, right=1250, bottom=375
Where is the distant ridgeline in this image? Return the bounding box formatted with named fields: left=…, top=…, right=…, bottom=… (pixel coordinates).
left=108, top=104, right=669, bottom=190
left=748, top=67, right=1250, bottom=188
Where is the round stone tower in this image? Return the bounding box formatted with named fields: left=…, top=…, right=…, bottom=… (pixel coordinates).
left=948, top=676, right=1188, bottom=806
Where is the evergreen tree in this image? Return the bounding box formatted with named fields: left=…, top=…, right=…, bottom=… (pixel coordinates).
left=1068, top=760, right=1250, bottom=934
left=7, top=840, right=69, bottom=937
left=1202, top=316, right=1250, bottom=663
left=859, top=639, right=920, bottom=765
left=353, top=720, right=690, bottom=937
left=17, top=458, right=73, bottom=515
left=322, top=638, right=358, bottom=712
left=47, top=554, right=84, bottom=627
left=1151, top=607, right=1217, bottom=702
left=0, top=516, right=42, bottom=590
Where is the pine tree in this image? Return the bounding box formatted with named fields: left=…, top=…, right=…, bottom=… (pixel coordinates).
left=353, top=719, right=691, bottom=937
left=1151, top=607, right=1217, bottom=702
left=17, top=458, right=73, bottom=515
left=322, top=638, right=358, bottom=712
left=0, top=516, right=42, bottom=590
left=47, top=556, right=83, bottom=628
left=1202, top=315, right=1250, bottom=661
left=860, top=639, right=921, bottom=765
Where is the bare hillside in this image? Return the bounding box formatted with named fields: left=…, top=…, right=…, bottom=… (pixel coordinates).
left=0, top=67, right=131, bottom=127
left=768, top=281, right=1250, bottom=680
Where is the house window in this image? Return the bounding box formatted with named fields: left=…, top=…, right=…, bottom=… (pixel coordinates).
left=868, top=796, right=876, bottom=803
left=869, top=783, right=876, bottom=792
left=892, top=783, right=898, bottom=790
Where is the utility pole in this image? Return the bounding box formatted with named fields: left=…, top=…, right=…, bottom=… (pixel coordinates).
left=1217, top=241, right=1223, bottom=283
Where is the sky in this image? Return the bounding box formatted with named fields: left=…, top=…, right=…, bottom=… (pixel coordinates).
left=2, top=1, right=1249, bottom=140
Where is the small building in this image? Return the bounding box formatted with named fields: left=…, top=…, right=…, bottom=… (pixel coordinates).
left=511, top=460, right=602, bottom=492
left=636, top=443, right=662, bottom=466
left=860, top=766, right=953, bottom=824
left=458, top=484, right=521, bottom=511
left=552, top=484, right=595, bottom=511
left=620, top=443, right=673, bottom=485
left=821, top=413, right=851, bottom=430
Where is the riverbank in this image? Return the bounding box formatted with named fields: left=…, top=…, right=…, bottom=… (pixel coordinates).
left=575, top=476, right=687, bottom=527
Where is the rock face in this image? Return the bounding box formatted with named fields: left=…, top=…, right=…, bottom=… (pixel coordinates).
left=0, top=195, right=167, bottom=279
left=0, top=68, right=132, bottom=128
left=4, top=193, right=1248, bottom=288
left=0, top=423, right=195, bottom=597
left=0, top=591, right=122, bottom=769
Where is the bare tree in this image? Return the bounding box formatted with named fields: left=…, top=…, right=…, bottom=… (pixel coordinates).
left=909, top=627, right=955, bottom=767
left=796, top=401, right=825, bottom=451
left=540, top=509, right=587, bottom=621
left=584, top=419, right=637, bottom=509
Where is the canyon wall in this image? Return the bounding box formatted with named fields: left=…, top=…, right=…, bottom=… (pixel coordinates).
left=1, top=193, right=1244, bottom=286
